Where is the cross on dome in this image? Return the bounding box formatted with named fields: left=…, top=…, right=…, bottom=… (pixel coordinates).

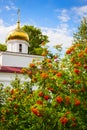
left=17, top=9, right=21, bottom=29
left=6, top=8, right=29, bottom=49
left=17, top=9, right=20, bottom=22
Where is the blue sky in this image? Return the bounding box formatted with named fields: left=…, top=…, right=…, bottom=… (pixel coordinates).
left=0, top=0, right=87, bottom=51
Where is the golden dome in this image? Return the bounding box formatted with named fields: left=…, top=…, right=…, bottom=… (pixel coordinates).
left=6, top=21, right=29, bottom=42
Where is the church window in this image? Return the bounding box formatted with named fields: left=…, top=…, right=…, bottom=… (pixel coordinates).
left=19, top=44, right=22, bottom=52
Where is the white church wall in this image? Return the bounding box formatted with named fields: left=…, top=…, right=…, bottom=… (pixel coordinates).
left=20, top=42, right=28, bottom=54
left=0, top=72, right=29, bottom=87
left=7, top=40, right=28, bottom=54
left=0, top=53, right=2, bottom=65
left=1, top=52, right=42, bottom=67
left=0, top=73, right=13, bottom=87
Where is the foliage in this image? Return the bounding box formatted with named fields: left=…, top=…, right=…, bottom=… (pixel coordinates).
left=0, top=41, right=87, bottom=130
left=22, top=25, right=49, bottom=55
left=0, top=44, right=7, bottom=51
left=73, top=17, right=87, bottom=43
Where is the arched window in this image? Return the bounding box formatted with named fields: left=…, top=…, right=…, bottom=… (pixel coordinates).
left=19, top=44, right=22, bottom=52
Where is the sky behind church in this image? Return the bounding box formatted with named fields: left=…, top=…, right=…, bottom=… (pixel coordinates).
left=0, top=0, right=87, bottom=51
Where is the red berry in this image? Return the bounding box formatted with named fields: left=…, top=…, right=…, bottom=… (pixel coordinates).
left=38, top=91, right=44, bottom=97
left=56, top=96, right=63, bottom=103
left=36, top=100, right=43, bottom=105
left=56, top=72, right=62, bottom=77
left=60, top=117, right=68, bottom=125
left=74, top=99, right=81, bottom=106
left=74, top=68, right=80, bottom=74
left=44, top=95, right=50, bottom=100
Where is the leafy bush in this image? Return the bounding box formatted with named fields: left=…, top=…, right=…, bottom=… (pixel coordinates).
left=0, top=44, right=7, bottom=51
left=0, top=41, right=87, bottom=130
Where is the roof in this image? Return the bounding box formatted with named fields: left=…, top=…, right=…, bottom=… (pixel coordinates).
left=0, top=66, right=23, bottom=74
left=6, top=21, right=29, bottom=42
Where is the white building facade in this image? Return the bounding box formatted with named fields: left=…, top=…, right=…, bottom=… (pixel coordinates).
left=0, top=19, right=42, bottom=86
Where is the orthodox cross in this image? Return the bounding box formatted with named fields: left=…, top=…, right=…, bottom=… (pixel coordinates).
left=17, top=9, right=20, bottom=22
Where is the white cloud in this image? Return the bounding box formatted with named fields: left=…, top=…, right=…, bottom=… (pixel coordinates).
left=55, top=5, right=87, bottom=24
left=5, top=5, right=17, bottom=11
left=41, top=5, right=87, bottom=52
left=0, top=20, right=16, bottom=43
left=72, top=6, right=87, bottom=16
left=57, top=9, right=70, bottom=22
left=0, top=19, right=4, bottom=25
left=41, top=25, right=73, bottom=50
left=52, top=5, right=87, bottom=51
left=11, top=5, right=17, bottom=10
left=57, top=15, right=70, bottom=23
left=5, top=5, right=11, bottom=11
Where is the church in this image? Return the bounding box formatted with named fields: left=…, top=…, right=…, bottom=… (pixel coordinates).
left=0, top=11, right=42, bottom=86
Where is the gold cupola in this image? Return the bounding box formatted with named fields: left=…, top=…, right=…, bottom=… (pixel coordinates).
left=6, top=21, right=29, bottom=42
left=6, top=10, right=29, bottom=42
